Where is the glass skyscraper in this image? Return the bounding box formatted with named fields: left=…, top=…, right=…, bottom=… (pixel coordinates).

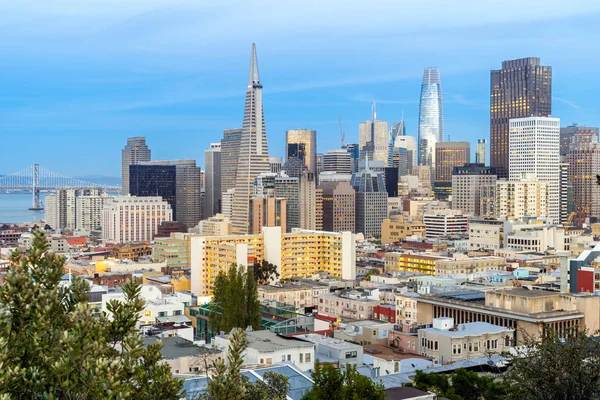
left=418, top=68, right=444, bottom=168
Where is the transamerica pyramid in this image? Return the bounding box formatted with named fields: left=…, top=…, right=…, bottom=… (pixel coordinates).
left=231, top=44, right=270, bottom=234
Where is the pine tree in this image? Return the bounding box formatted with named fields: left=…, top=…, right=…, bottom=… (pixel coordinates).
left=209, top=264, right=261, bottom=335
left=0, top=229, right=183, bottom=399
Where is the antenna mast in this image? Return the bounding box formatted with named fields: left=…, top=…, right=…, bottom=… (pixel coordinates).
left=338, top=116, right=345, bottom=148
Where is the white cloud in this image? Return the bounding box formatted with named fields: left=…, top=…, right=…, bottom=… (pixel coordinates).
left=553, top=97, right=580, bottom=110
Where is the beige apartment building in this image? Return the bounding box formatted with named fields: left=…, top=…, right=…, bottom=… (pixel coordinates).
left=494, top=180, right=549, bottom=220
left=381, top=216, right=426, bottom=244
left=418, top=317, right=514, bottom=364
left=435, top=255, right=505, bottom=276
left=258, top=282, right=328, bottom=310
left=194, top=213, right=231, bottom=236
left=190, top=227, right=356, bottom=296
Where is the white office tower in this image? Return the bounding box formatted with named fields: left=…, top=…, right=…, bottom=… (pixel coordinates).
left=509, top=117, right=560, bottom=223
left=101, top=196, right=172, bottom=243
left=323, top=149, right=353, bottom=174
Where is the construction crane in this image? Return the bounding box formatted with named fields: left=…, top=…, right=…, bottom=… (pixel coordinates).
left=566, top=212, right=576, bottom=226
left=338, top=116, right=345, bottom=148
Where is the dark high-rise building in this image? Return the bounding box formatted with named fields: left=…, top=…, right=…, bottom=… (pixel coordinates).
left=384, top=167, right=399, bottom=198
left=490, top=57, right=552, bottom=178
left=204, top=143, right=222, bottom=219
left=129, top=163, right=177, bottom=219
left=220, top=128, right=242, bottom=195
left=345, top=143, right=360, bottom=173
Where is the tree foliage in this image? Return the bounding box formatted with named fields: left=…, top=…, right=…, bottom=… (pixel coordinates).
left=407, top=369, right=509, bottom=400
left=209, top=264, right=261, bottom=335
left=301, top=361, right=386, bottom=400
left=252, top=260, right=280, bottom=285
left=0, top=229, right=183, bottom=400
left=505, top=327, right=600, bottom=400
left=204, top=328, right=289, bottom=400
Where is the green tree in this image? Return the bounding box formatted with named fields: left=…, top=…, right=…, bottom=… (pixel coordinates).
left=0, top=229, right=183, bottom=400
left=301, top=361, right=386, bottom=400
left=408, top=369, right=509, bottom=400
left=505, top=327, right=600, bottom=400
left=205, top=328, right=290, bottom=400
left=252, top=260, right=280, bottom=285
left=209, top=264, right=261, bottom=335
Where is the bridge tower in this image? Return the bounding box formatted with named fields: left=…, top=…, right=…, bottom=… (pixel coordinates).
left=29, top=163, right=44, bottom=210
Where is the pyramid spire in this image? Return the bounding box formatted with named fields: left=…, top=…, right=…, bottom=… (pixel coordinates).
left=248, top=43, right=261, bottom=88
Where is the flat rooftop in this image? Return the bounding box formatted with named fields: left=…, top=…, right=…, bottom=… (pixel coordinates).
left=422, top=321, right=513, bottom=337
left=299, top=334, right=360, bottom=350
left=241, top=330, right=314, bottom=353
left=363, top=344, right=430, bottom=362
left=492, top=288, right=559, bottom=298
left=143, top=336, right=218, bottom=360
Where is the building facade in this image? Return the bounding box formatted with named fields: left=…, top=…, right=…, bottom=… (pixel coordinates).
left=189, top=227, right=356, bottom=296
left=476, top=138, right=487, bottom=165
left=352, top=164, right=388, bottom=238
left=423, top=213, right=469, bottom=238
left=231, top=44, right=271, bottom=234
left=452, top=164, right=497, bottom=216
left=567, top=130, right=600, bottom=218
left=418, top=67, right=444, bottom=168
left=129, top=162, right=177, bottom=219
left=434, top=142, right=469, bottom=198
left=204, top=143, right=221, bottom=219
left=286, top=129, right=317, bottom=174
left=490, top=57, right=552, bottom=178
left=121, top=137, right=151, bottom=195
left=323, top=149, right=353, bottom=174
left=560, top=124, right=599, bottom=157
left=249, top=197, right=287, bottom=234
left=494, top=180, right=549, bottom=220
left=359, top=118, right=390, bottom=165
left=509, top=117, right=560, bottom=222
left=101, top=196, right=172, bottom=243
left=321, top=181, right=355, bottom=233
left=173, top=159, right=202, bottom=229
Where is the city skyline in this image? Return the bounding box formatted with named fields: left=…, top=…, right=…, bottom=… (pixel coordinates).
left=1, top=1, right=600, bottom=176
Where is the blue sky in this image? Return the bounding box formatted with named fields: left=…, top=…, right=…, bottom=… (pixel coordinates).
left=1, top=0, right=600, bottom=178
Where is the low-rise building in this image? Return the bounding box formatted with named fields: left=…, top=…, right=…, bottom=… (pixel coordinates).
left=384, top=252, right=450, bottom=275
left=363, top=343, right=433, bottom=376
left=334, top=320, right=393, bottom=346
left=318, top=288, right=379, bottom=320
left=212, top=330, right=315, bottom=372
left=298, top=333, right=363, bottom=367
left=381, top=216, right=426, bottom=245
left=258, top=281, right=327, bottom=311
left=395, top=291, right=419, bottom=325
left=435, top=255, right=505, bottom=276
left=417, top=317, right=513, bottom=364
left=112, top=243, right=152, bottom=261
left=468, top=218, right=504, bottom=252
left=153, top=233, right=190, bottom=267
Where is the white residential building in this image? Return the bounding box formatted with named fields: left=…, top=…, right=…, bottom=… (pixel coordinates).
left=509, top=117, right=560, bottom=223
left=299, top=333, right=364, bottom=367
left=469, top=218, right=504, bottom=251
left=76, top=194, right=109, bottom=231
left=213, top=330, right=315, bottom=372
left=101, top=196, right=172, bottom=243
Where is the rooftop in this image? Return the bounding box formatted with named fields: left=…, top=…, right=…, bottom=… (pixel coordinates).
left=493, top=288, right=558, bottom=298
left=143, top=336, right=218, bottom=360
left=224, top=330, right=314, bottom=353
left=422, top=321, right=513, bottom=337
left=363, top=344, right=430, bottom=362
left=299, top=334, right=360, bottom=350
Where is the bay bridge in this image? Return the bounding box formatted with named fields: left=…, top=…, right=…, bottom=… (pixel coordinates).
left=0, top=164, right=121, bottom=210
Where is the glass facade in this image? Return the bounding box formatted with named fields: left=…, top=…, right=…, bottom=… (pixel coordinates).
left=418, top=67, right=444, bottom=168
